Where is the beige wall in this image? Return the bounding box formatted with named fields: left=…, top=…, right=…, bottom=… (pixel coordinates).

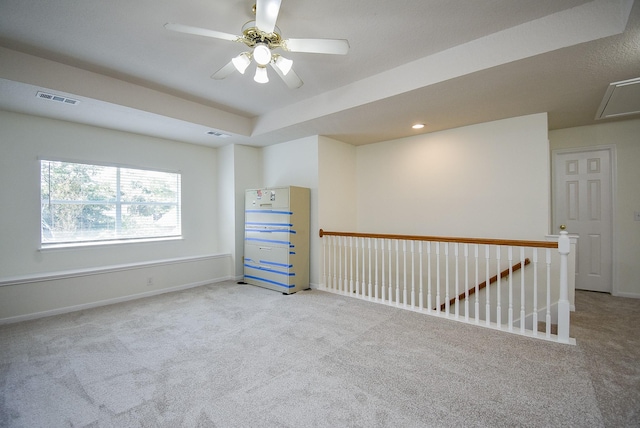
left=262, top=136, right=320, bottom=285
left=549, top=119, right=640, bottom=298
left=356, top=113, right=551, bottom=240
left=0, top=111, right=231, bottom=322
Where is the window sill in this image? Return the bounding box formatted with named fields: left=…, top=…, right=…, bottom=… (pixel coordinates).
left=39, top=236, right=183, bottom=251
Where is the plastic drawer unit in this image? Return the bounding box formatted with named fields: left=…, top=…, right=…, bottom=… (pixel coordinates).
left=243, top=186, right=310, bottom=294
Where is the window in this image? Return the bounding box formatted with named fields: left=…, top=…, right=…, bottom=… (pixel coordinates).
left=40, top=160, right=181, bottom=245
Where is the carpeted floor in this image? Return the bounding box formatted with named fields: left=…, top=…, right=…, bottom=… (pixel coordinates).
left=0, top=281, right=638, bottom=427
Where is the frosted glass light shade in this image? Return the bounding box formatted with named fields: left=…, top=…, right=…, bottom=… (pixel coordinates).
left=254, top=66, right=269, bottom=83
left=232, top=53, right=251, bottom=74
left=275, top=56, right=293, bottom=75
left=253, top=44, right=271, bottom=66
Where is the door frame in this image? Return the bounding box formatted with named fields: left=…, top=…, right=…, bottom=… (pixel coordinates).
left=551, top=145, right=618, bottom=295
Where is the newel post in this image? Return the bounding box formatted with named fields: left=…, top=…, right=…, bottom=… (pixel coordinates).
left=557, top=231, right=571, bottom=343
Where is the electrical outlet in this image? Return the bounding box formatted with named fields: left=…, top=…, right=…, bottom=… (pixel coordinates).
left=146, top=277, right=154, bottom=286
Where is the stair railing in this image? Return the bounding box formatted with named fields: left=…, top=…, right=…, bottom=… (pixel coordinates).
left=318, top=229, right=573, bottom=344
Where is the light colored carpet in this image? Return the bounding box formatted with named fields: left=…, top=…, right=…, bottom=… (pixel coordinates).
left=0, top=281, right=638, bottom=427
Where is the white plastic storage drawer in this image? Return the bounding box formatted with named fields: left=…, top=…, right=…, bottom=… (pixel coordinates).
left=243, top=186, right=309, bottom=294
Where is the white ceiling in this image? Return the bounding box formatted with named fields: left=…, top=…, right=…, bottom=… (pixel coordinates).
left=0, top=0, right=638, bottom=148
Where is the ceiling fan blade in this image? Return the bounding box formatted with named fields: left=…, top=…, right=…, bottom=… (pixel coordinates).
left=284, top=38, right=349, bottom=55
left=255, top=0, right=282, bottom=34
left=164, top=23, right=239, bottom=42
left=269, top=62, right=303, bottom=89
left=211, top=61, right=237, bottom=80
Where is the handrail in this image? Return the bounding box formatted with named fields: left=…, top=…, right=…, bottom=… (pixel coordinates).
left=438, top=258, right=531, bottom=311
left=319, top=229, right=558, bottom=249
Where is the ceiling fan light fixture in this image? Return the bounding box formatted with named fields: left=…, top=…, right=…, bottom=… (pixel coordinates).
left=232, top=52, right=251, bottom=74
left=254, top=66, right=269, bottom=83
left=253, top=43, right=272, bottom=66
left=274, top=55, right=293, bottom=76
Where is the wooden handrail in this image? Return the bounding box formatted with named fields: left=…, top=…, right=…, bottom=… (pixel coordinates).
left=438, top=258, right=531, bottom=311
left=319, top=229, right=558, bottom=249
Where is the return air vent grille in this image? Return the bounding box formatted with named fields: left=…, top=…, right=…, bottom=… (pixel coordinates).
left=206, top=130, right=231, bottom=138
left=36, top=91, right=80, bottom=106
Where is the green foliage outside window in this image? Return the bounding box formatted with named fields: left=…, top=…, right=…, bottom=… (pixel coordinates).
left=41, top=160, right=181, bottom=244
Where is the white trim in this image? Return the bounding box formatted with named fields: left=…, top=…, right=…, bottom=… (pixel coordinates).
left=40, top=236, right=183, bottom=251
left=0, top=253, right=230, bottom=287
left=614, top=291, right=640, bottom=299
left=551, top=145, right=617, bottom=295
left=0, top=276, right=231, bottom=325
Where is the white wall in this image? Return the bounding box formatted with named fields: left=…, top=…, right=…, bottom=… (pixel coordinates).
left=356, top=113, right=550, bottom=240
left=217, top=144, right=237, bottom=275
left=232, top=145, right=262, bottom=278
left=318, top=136, right=357, bottom=232
left=549, top=119, right=640, bottom=298
left=0, top=111, right=231, bottom=322
left=262, top=136, right=320, bottom=286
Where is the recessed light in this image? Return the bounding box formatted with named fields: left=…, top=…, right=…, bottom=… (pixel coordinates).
left=412, top=123, right=425, bottom=129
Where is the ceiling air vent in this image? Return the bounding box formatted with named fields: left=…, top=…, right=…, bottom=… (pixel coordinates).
left=595, top=77, right=640, bottom=120
left=206, top=130, right=231, bottom=138
left=36, top=91, right=80, bottom=106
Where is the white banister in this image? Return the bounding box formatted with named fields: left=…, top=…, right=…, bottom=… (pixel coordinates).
left=557, top=231, right=571, bottom=343
left=318, top=229, right=574, bottom=345
left=419, top=242, right=424, bottom=310
left=426, top=241, right=432, bottom=313
left=532, top=248, right=539, bottom=337
left=508, top=246, right=513, bottom=331
left=496, top=246, right=502, bottom=328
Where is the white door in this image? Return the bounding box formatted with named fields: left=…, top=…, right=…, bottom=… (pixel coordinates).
left=553, top=148, right=613, bottom=293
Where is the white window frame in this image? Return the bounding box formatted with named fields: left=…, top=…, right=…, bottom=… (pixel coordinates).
left=40, top=159, right=182, bottom=248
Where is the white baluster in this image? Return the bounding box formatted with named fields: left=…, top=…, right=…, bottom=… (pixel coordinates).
left=411, top=241, right=416, bottom=308
left=381, top=239, right=386, bottom=303
left=464, top=243, right=469, bottom=322
left=508, top=246, right=513, bottom=331
left=355, top=237, right=359, bottom=295
left=368, top=238, right=373, bottom=300
left=349, top=237, right=354, bottom=294
left=332, top=236, right=339, bottom=291
left=388, top=239, right=393, bottom=305
left=362, top=237, right=366, bottom=299
left=546, top=248, right=551, bottom=338
left=374, top=239, right=379, bottom=301
left=436, top=242, right=441, bottom=316
left=557, top=231, right=571, bottom=343
left=427, top=241, right=432, bottom=313
left=402, top=240, right=408, bottom=307
left=322, top=234, right=327, bottom=289
left=496, top=246, right=501, bottom=328
left=395, top=240, right=400, bottom=306
left=454, top=243, right=459, bottom=319
left=532, top=248, right=538, bottom=336
left=338, top=236, right=343, bottom=293
left=445, top=243, right=450, bottom=317
left=520, top=247, right=526, bottom=334
left=474, top=244, right=480, bottom=324
left=344, top=236, right=349, bottom=294
left=419, top=242, right=424, bottom=310
left=485, top=245, right=491, bottom=326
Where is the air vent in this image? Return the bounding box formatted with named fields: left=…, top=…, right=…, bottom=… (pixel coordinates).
left=36, top=91, right=80, bottom=106
left=595, top=77, right=640, bottom=120
left=206, top=130, right=231, bottom=138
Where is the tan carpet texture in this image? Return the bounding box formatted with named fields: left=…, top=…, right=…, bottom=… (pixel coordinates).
left=1, top=281, right=638, bottom=427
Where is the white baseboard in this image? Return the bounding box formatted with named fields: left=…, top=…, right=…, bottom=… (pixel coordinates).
left=613, top=291, right=640, bottom=299
left=0, top=276, right=231, bottom=325
left=0, top=253, right=230, bottom=287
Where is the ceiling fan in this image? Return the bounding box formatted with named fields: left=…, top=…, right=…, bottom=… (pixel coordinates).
left=164, top=0, right=349, bottom=89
